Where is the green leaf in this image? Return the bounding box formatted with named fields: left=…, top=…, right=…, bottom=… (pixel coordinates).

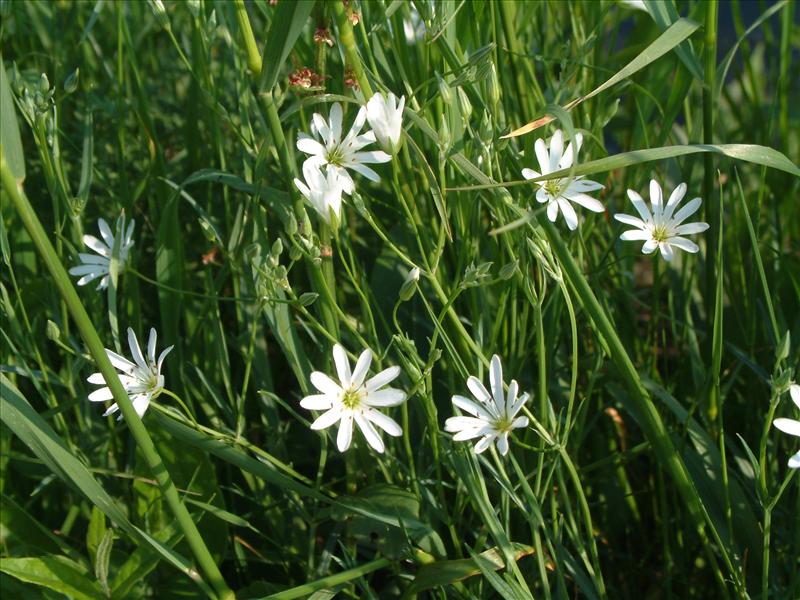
left=156, top=195, right=184, bottom=354
left=642, top=1, right=704, bottom=80
left=0, top=556, right=102, bottom=600
left=0, top=376, right=214, bottom=596
left=0, top=494, right=81, bottom=561
left=0, top=55, right=25, bottom=183
left=76, top=111, right=94, bottom=205
left=503, top=18, right=701, bottom=137
left=451, top=144, right=800, bottom=192
left=258, top=0, right=315, bottom=92
left=408, top=543, right=535, bottom=593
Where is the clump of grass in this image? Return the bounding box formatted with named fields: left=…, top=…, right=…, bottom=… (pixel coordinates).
left=1, top=1, right=798, bottom=598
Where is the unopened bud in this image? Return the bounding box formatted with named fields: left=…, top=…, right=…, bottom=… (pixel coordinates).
left=298, top=292, right=318, bottom=307
left=147, top=0, right=170, bottom=29
left=486, top=63, right=500, bottom=109
left=399, top=267, right=420, bottom=301
left=46, top=320, right=61, bottom=341
left=63, top=68, right=79, bottom=94
left=436, top=73, right=452, bottom=105
left=457, top=87, right=472, bottom=124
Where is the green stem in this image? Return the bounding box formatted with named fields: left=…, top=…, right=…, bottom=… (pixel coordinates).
left=333, top=1, right=373, bottom=98
left=1, top=155, right=235, bottom=600
left=703, top=1, right=718, bottom=308
left=233, top=0, right=263, bottom=76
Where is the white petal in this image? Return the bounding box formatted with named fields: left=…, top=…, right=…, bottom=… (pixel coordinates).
left=466, top=376, right=492, bottom=404
left=351, top=349, right=373, bottom=389
left=534, top=138, right=550, bottom=175
left=87, top=373, right=106, bottom=385
left=310, top=407, right=342, bottom=430
left=489, top=355, right=504, bottom=409
left=97, top=218, right=115, bottom=248
left=83, top=235, right=111, bottom=257
left=774, top=418, right=800, bottom=437
left=131, top=394, right=151, bottom=418
left=558, top=198, right=578, bottom=230
left=127, top=328, right=147, bottom=370
left=521, top=168, right=540, bottom=180
left=788, top=451, right=800, bottom=469
left=102, top=403, right=120, bottom=417
left=329, top=103, right=343, bottom=142
left=312, top=112, right=331, bottom=144
left=452, top=394, right=493, bottom=419
left=614, top=213, right=646, bottom=228
left=105, top=349, right=136, bottom=374
left=300, top=394, right=333, bottom=410
left=69, top=265, right=107, bottom=276
left=659, top=242, right=674, bottom=261
left=666, top=237, right=699, bottom=253
left=351, top=150, right=392, bottom=165
left=156, top=345, right=173, bottom=371
left=76, top=253, right=109, bottom=265
left=445, top=416, right=490, bottom=433
left=337, top=413, right=354, bottom=451
left=473, top=435, right=495, bottom=454
left=310, top=371, right=342, bottom=395
left=364, top=409, right=402, bottom=436
left=627, top=189, right=653, bottom=223
left=511, top=416, right=529, bottom=430
left=649, top=179, right=663, bottom=218
left=558, top=133, right=582, bottom=169
left=663, top=182, right=687, bottom=220
left=570, top=178, right=603, bottom=192
left=365, top=365, right=400, bottom=392
left=497, top=431, right=510, bottom=456
left=297, top=137, right=326, bottom=156
left=790, top=385, right=800, bottom=410
left=546, top=200, right=559, bottom=222
left=620, top=230, right=652, bottom=241
left=505, top=380, right=518, bottom=417
left=363, top=388, right=406, bottom=407
left=88, top=387, right=115, bottom=402
left=347, top=162, right=381, bottom=183
left=674, top=222, right=709, bottom=235
left=354, top=412, right=384, bottom=453
left=147, top=328, right=157, bottom=365
left=332, top=344, right=352, bottom=387
left=549, top=130, right=564, bottom=173
left=672, top=197, right=702, bottom=225
left=642, top=239, right=659, bottom=254
left=509, top=392, right=530, bottom=418
left=564, top=192, right=604, bottom=212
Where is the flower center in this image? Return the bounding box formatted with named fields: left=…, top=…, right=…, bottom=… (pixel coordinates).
left=650, top=223, right=671, bottom=242
left=325, top=146, right=345, bottom=166
left=495, top=416, right=514, bottom=433
left=543, top=179, right=565, bottom=198
left=341, top=388, right=362, bottom=410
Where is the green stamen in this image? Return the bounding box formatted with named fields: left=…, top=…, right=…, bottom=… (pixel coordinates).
left=341, top=388, right=362, bottom=409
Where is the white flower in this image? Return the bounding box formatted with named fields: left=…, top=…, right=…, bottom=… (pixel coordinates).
left=614, top=179, right=709, bottom=261
left=300, top=344, right=407, bottom=453
left=87, top=327, right=173, bottom=420
left=445, top=355, right=530, bottom=456
left=294, top=160, right=345, bottom=225
left=366, top=92, right=405, bottom=155
left=521, top=130, right=605, bottom=230
left=773, top=384, right=800, bottom=469
left=69, top=216, right=135, bottom=290
left=296, top=102, right=391, bottom=195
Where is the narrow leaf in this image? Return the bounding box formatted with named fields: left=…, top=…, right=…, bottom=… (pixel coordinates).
left=258, top=0, right=315, bottom=92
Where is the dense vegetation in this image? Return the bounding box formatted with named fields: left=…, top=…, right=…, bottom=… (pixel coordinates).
left=1, top=1, right=798, bottom=598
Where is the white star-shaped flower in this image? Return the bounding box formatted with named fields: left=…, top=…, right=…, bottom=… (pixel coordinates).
left=521, top=129, right=605, bottom=230
left=445, top=355, right=530, bottom=456
left=301, top=344, right=407, bottom=453
left=614, top=179, right=709, bottom=261
left=69, top=216, right=135, bottom=290
left=773, top=384, right=800, bottom=469
left=296, top=102, right=391, bottom=195
left=293, top=160, right=345, bottom=225
left=87, top=327, right=173, bottom=420
left=366, top=92, right=405, bottom=155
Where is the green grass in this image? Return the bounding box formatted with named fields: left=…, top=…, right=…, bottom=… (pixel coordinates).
left=1, top=0, right=799, bottom=598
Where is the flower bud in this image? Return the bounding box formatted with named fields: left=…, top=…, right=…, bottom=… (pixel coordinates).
left=46, top=320, right=61, bottom=341
left=436, top=73, right=452, bottom=105
left=399, top=267, right=420, bottom=301
left=457, top=87, right=472, bottom=124
left=486, top=63, right=500, bottom=110
left=147, top=0, right=170, bottom=29
left=63, top=68, right=79, bottom=94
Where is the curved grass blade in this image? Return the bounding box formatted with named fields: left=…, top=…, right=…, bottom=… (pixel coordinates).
left=0, top=375, right=215, bottom=597
left=449, top=144, right=800, bottom=191
left=258, top=0, right=315, bottom=92
left=502, top=18, right=700, bottom=138
left=0, top=56, right=25, bottom=183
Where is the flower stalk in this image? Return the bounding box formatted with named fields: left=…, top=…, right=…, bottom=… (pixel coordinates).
left=333, top=0, right=373, bottom=98
left=1, top=153, right=235, bottom=600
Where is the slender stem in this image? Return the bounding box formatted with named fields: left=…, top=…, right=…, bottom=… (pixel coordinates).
left=233, top=0, right=262, bottom=76
left=761, top=507, right=771, bottom=600
left=703, top=1, right=718, bottom=308
left=333, top=1, right=373, bottom=98
left=1, top=155, right=235, bottom=600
